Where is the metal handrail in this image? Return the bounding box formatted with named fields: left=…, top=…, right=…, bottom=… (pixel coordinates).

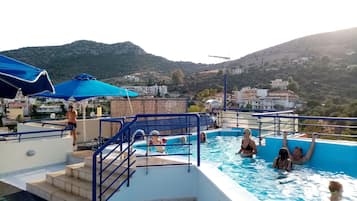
left=93, top=116, right=137, bottom=201
left=252, top=114, right=357, bottom=121
left=252, top=111, right=357, bottom=142
left=0, top=128, right=71, bottom=142
left=98, top=117, right=125, bottom=147
left=92, top=113, right=201, bottom=201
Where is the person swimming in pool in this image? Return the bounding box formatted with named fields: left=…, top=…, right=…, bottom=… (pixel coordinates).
left=200, top=132, right=207, bottom=143
left=282, top=131, right=317, bottom=164
left=273, top=147, right=292, bottom=171
left=237, top=128, right=257, bottom=157
left=329, top=180, right=343, bottom=201
left=149, top=130, right=166, bottom=153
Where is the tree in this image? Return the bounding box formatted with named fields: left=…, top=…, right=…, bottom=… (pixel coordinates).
left=147, top=78, right=155, bottom=86
left=31, top=105, right=38, bottom=116
left=188, top=105, right=204, bottom=112
left=288, top=76, right=299, bottom=92
left=321, top=56, right=330, bottom=66
left=245, top=103, right=252, bottom=110
left=156, top=88, right=161, bottom=97
left=171, top=69, right=185, bottom=85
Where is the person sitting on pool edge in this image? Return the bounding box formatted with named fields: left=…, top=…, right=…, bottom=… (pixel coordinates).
left=200, top=132, right=207, bottom=143
left=149, top=130, right=167, bottom=153
left=273, top=147, right=292, bottom=171
left=237, top=128, right=257, bottom=157
left=282, top=131, right=317, bottom=165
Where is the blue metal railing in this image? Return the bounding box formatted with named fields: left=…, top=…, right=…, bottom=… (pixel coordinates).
left=92, top=113, right=203, bottom=201
left=252, top=111, right=357, bottom=141
left=0, top=127, right=71, bottom=142
left=98, top=117, right=126, bottom=146
left=98, top=114, right=213, bottom=143
left=214, top=109, right=283, bottom=130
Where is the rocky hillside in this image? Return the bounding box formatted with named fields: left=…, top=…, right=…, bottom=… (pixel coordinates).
left=180, top=27, right=357, bottom=103
left=1, top=40, right=207, bottom=83
left=2, top=27, right=357, bottom=113
left=199, top=27, right=357, bottom=115
left=228, top=27, right=357, bottom=68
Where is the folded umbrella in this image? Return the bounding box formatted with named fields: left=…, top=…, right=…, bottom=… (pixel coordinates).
left=0, top=55, right=54, bottom=98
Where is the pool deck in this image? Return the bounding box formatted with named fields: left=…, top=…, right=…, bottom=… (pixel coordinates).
left=0, top=163, right=66, bottom=191
left=0, top=141, right=259, bottom=201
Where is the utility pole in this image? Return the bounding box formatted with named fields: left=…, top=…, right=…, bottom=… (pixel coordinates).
left=208, top=55, right=230, bottom=111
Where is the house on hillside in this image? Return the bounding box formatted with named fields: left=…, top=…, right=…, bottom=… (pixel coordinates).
left=123, top=75, right=140, bottom=82
left=271, top=79, right=288, bottom=90
left=233, top=87, right=298, bottom=110
left=199, top=70, right=219, bottom=75
left=123, top=85, right=168, bottom=97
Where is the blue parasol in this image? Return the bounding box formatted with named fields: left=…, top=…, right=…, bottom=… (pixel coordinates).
left=35, top=73, right=138, bottom=141
left=36, top=73, right=138, bottom=100
left=0, top=55, right=54, bottom=98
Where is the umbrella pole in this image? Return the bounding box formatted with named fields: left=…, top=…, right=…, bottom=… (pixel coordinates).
left=126, top=89, right=134, bottom=115
left=82, top=101, right=88, bottom=142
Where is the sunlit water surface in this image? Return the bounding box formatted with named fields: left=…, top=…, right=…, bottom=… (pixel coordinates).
left=165, top=136, right=357, bottom=201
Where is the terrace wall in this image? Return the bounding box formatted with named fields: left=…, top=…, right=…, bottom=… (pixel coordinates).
left=258, top=136, right=357, bottom=177
left=111, top=98, right=187, bottom=117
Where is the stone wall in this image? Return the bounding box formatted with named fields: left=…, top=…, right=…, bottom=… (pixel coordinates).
left=111, top=98, right=187, bottom=117
left=110, top=98, right=188, bottom=136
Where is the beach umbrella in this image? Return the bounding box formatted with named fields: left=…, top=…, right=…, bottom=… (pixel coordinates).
left=36, top=73, right=138, bottom=101
left=35, top=73, right=138, bottom=141
left=0, top=55, right=54, bottom=98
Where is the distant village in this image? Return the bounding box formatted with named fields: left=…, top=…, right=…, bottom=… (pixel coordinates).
left=0, top=77, right=298, bottom=128
left=203, top=78, right=299, bottom=112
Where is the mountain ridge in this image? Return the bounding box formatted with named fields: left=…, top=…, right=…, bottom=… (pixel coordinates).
left=228, top=27, right=357, bottom=68
left=1, top=27, right=357, bottom=112
left=1, top=40, right=207, bottom=83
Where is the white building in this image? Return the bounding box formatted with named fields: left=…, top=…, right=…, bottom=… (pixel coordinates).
left=271, top=79, right=289, bottom=90
left=123, top=75, right=140, bottom=82
left=123, top=85, right=168, bottom=97
left=36, top=105, right=62, bottom=113
left=230, top=67, right=243, bottom=75
left=234, top=87, right=298, bottom=110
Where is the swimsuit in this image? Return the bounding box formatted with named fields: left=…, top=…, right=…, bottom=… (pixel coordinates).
left=67, top=122, right=77, bottom=130
left=241, top=140, right=253, bottom=151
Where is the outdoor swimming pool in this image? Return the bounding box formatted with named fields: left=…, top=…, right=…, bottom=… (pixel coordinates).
left=145, top=132, right=357, bottom=201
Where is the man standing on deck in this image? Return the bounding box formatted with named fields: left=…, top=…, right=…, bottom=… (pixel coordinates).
left=66, top=105, right=77, bottom=147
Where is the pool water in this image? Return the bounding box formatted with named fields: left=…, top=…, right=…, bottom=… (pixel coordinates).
left=165, top=136, right=357, bottom=201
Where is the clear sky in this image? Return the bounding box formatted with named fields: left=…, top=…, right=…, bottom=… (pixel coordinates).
left=1, top=0, right=357, bottom=63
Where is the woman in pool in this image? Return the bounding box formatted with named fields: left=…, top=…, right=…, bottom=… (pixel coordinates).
left=282, top=132, right=317, bottom=164
left=237, top=128, right=257, bottom=157
left=149, top=130, right=166, bottom=153
left=273, top=147, right=292, bottom=171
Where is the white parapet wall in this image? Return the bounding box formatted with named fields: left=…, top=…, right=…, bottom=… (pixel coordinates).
left=0, top=124, right=72, bottom=175
left=17, top=123, right=68, bottom=139
left=37, top=118, right=114, bottom=143
left=110, top=164, right=258, bottom=201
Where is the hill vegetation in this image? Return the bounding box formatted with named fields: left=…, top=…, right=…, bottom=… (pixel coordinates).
left=1, top=40, right=207, bottom=83
left=1, top=27, right=357, bottom=117
left=180, top=27, right=357, bottom=117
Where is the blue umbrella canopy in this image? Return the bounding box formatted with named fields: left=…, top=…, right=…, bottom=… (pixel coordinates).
left=36, top=73, right=138, bottom=101
left=0, top=55, right=54, bottom=98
